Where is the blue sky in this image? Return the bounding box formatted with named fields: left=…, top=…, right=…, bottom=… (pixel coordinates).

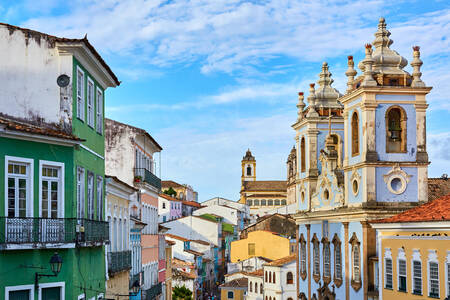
left=3, top=0, right=450, bottom=201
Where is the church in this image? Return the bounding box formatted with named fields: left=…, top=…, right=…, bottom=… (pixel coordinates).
left=292, top=18, right=431, bottom=300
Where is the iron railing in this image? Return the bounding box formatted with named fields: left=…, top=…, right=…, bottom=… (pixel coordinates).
left=130, top=272, right=141, bottom=289
left=144, top=282, right=162, bottom=300
left=108, top=250, right=132, bottom=274
left=134, top=168, right=161, bottom=191
left=0, top=217, right=109, bottom=246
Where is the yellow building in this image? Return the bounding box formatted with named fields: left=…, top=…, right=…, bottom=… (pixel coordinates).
left=239, top=149, right=287, bottom=215
left=219, top=277, right=248, bottom=300
left=230, top=230, right=290, bottom=263
left=371, top=194, right=450, bottom=300
left=165, top=240, right=175, bottom=300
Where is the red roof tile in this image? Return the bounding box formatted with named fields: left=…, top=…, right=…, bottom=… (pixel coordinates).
left=183, top=200, right=203, bottom=208
left=264, top=255, right=296, bottom=266
left=166, top=233, right=189, bottom=242
left=220, top=277, right=248, bottom=288
left=372, top=194, right=450, bottom=223
left=242, top=180, right=287, bottom=192
left=159, top=193, right=182, bottom=202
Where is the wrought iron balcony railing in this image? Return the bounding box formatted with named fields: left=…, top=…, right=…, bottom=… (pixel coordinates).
left=144, top=282, right=162, bottom=300
left=0, top=217, right=109, bottom=247
left=108, top=250, right=132, bottom=274
left=134, top=168, right=161, bottom=191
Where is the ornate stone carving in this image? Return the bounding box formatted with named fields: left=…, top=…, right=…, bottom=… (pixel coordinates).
left=383, top=164, right=412, bottom=195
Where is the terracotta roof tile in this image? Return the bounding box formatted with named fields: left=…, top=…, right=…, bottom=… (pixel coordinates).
left=264, top=255, right=296, bottom=267
left=246, top=269, right=264, bottom=277
left=247, top=194, right=286, bottom=198
left=372, top=194, right=450, bottom=223
left=183, top=200, right=203, bottom=208
left=162, top=180, right=185, bottom=189
left=242, top=181, right=287, bottom=192
left=0, top=115, right=83, bottom=142
left=220, top=277, right=248, bottom=288
left=166, top=233, right=189, bottom=242
left=428, top=178, right=450, bottom=201
left=173, top=269, right=196, bottom=279
left=159, top=193, right=182, bottom=202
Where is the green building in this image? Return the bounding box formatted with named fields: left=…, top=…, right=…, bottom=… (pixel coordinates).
left=0, top=23, right=119, bottom=300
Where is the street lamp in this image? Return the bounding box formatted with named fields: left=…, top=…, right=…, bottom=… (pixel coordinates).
left=35, top=252, right=63, bottom=289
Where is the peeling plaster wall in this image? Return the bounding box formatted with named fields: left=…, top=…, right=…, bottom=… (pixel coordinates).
left=0, top=25, right=72, bottom=127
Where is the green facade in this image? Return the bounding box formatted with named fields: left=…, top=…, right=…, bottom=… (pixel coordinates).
left=1, top=56, right=109, bottom=300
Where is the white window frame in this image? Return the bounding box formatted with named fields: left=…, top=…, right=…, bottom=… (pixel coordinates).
left=335, top=243, right=342, bottom=280
left=39, top=160, right=64, bottom=218
left=76, top=67, right=85, bottom=121
left=96, top=176, right=103, bottom=220
left=428, top=249, right=440, bottom=298
left=87, top=77, right=95, bottom=127
left=324, top=243, right=331, bottom=278
left=5, top=284, right=35, bottom=300
left=38, top=281, right=65, bottom=300
left=446, top=251, right=450, bottom=298
left=397, top=248, right=407, bottom=292
left=5, top=156, right=34, bottom=218
left=384, top=248, right=393, bottom=289
left=78, top=294, right=85, bottom=300
left=77, top=167, right=85, bottom=219
left=96, top=88, right=103, bottom=134
left=87, top=172, right=94, bottom=220
left=411, top=249, right=422, bottom=295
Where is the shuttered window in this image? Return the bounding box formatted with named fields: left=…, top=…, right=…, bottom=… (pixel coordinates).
left=398, top=259, right=407, bottom=292
left=385, top=258, right=393, bottom=289
left=412, top=260, right=422, bottom=295
left=429, top=262, right=439, bottom=298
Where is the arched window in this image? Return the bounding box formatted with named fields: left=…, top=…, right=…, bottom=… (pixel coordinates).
left=269, top=271, right=272, bottom=283
left=255, top=282, right=258, bottom=293
left=287, top=272, right=294, bottom=284
left=332, top=234, right=343, bottom=287
left=322, top=237, right=331, bottom=284
left=273, top=272, right=276, bottom=283
left=312, top=233, right=320, bottom=283
left=300, top=137, right=306, bottom=172
left=300, top=234, right=307, bottom=280
left=260, top=283, right=263, bottom=294
left=265, top=271, right=268, bottom=282
left=351, top=112, right=359, bottom=156
left=349, top=232, right=361, bottom=291
left=386, top=106, right=407, bottom=153
left=247, top=165, right=252, bottom=176
left=249, top=281, right=252, bottom=292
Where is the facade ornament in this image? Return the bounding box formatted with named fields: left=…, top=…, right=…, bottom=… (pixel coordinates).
left=383, top=164, right=412, bottom=195
left=314, top=62, right=342, bottom=109
left=306, top=83, right=319, bottom=117
left=297, top=92, right=306, bottom=121
left=411, top=46, right=425, bottom=87
left=345, top=56, right=357, bottom=93
left=361, top=44, right=377, bottom=87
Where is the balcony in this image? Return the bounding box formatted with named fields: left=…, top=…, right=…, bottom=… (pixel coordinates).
left=0, top=217, right=109, bottom=249
left=134, top=168, right=161, bottom=191
left=108, top=250, right=132, bottom=275
left=143, top=282, right=162, bottom=300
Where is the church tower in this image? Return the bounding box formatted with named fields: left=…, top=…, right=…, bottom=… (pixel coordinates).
left=241, top=149, right=256, bottom=183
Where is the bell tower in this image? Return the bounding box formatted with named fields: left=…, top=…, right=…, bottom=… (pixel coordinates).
left=241, top=149, right=256, bottom=183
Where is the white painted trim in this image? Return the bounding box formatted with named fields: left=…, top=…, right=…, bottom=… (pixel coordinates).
left=87, top=76, right=95, bottom=128
left=384, top=248, right=393, bottom=289
left=427, top=250, right=439, bottom=298
left=371, top=222, right=450, bottom=229
left=96, top=87, right=104, bottom=134
left=79, top=144, right=104, bottom=160
left=397, top=248, right=407, bottom=292
left=76, top=66, right=85, bottom=121
left=380, top=235, right=450, bottom=241
left=39, top=160, right=65, bottom=218
left=5, top=284, right=35, bottom=300
left=445, top=251, right=450, bottom=297
left=5, top=155, right=34, bottom=217
left=411, top=249, right=422, bottom=295
left=3, top=243, right=75, bottom=250
left=78, top=294, right=86, bottom=300
left=38, top=281, right=65, bottom=300
left=0, top=131, right=81, bottom=146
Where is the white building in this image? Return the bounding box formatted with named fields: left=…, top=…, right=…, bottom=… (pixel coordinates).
left=246, top=270, right=264, bottom=300
left=263, top=255, right=296, bottom=300
left=227, top=256, right=272, bottom=275
left=193, top=204, right=241, bottom=228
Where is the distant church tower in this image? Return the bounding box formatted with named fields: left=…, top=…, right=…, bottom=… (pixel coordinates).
left=241, top=149, right=256, bottom=183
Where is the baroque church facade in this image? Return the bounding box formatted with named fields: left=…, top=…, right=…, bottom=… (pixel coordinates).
left=293, top=18, right=430, bottom=300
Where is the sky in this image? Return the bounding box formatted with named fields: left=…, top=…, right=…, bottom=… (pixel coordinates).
left=3, top=0, right=450, bottom=201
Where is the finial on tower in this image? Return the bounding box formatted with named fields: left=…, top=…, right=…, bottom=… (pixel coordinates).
left=361, top=44, right=377, bottom=87
left=345, top=55, right=357, bottom=93
left=306, top=83, right=319, bottom=117
left=297, top=92, right=306, bottom=121
left=411, top=46, right=425, bottom=87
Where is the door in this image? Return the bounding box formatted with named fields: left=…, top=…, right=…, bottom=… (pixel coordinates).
left=42, top=287, right=61, bottom=300
left=40, top=166, right=64, bottom=242
left=9, top=289, right=30, bottom=300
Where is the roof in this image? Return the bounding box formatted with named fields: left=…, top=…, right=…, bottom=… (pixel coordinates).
left=372, top=194, right=450, bottom=224
left=264, top=255, right=296, bottom=267
left=172, top=258, right=194, bottom=267
left=247, top=269, right=264, bottom=277
left=165, top=233, right=189, bottom=242
left=247, top=194, right=287, bottom=198
left=220, top=277, right=248, bottom=289
left=185, top=249, right=204, bottom=256
left=173, top=269, right=196, bottom=279
left=242, top=181, right=287, bottom=192
left=166, top=240, right=176, bottom=246
left=428, top=177, right=450, bottom=201
left=183, top=200, right=203, bottom=208
left=190, top=239, right=210, bottom=246
left=0, top=23, right=119, bottom=86
left=0, top=115, right=83, bottom=142
left=243, top=149, right=255, bottom=161
left=159, top=193, right=182, bottom=202
left=105, top=118, right=162, bottom=151
left=162, top=180, right=185, bottom=189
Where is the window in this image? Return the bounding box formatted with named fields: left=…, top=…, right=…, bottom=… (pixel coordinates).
left=248, top=243, right=255, bottom=256
left=353, top=245, right=360, bottom=281
left=247, top=165, right=252, bottom=176
left=247, top=200, right=253, bottom=206
left=446, top=262, right=450, bottom=298
left=429, top=262, right=439, bottom=298
left=77, top=67, right=85, bottom=121
left=332, top=234, right=342, bottom=286
left=281, top=200, right=286, bottom=205
left=398, top=259, right=407, bottom=292
left=312, top=234, right=320, bottom=282
left=351, top=111, right=359, bottom=156
left=265, top=271, right=268, bottom=282
left=40, top=162, right=63, bottom=218
left=273, top=272, right=276, bottom=283
left=287, top=272, right=293, bottom=284
left=268, top=200, right=273, bottom=206
left=261, top=200, right=267, bottom=206
left=96, top=88, right=103, bottom=134
left=87, top=78, right=94, bottom=127
left=300, top=234, right=307, bottom=280
left=249, top=281, right=252, bottom=292
left=412, top=259, right=422, bottom=295
left=87, top=172, right=94, bottom=219
left=385, top=258, right=393, bottom=289
left=386, top=106, right=407, bottom=153
left=254, top=199, right=260, bottom=206
left=163, top=202, right=166, bottom=209
left=6, top=157, right=33, bottom=218
left=255, top=282, right=258, bottom=293
left=97, top=176, right=103, bottom=220
left=323, top=240, right=331, bottom=280
left=274, top=199, right=280, bottom=206
left=227, top=291, right=233, bottom=299
left=260, top=283, right=263, bottom=294
left=349, top=232, right=361, bottom=290
left=5, top=284, right=34, bottom=300
left=300, top=137, right=306, bottom=172
left=269, top=272, right=272, bottom=283
left=77, top=167, right=85, bottom=218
